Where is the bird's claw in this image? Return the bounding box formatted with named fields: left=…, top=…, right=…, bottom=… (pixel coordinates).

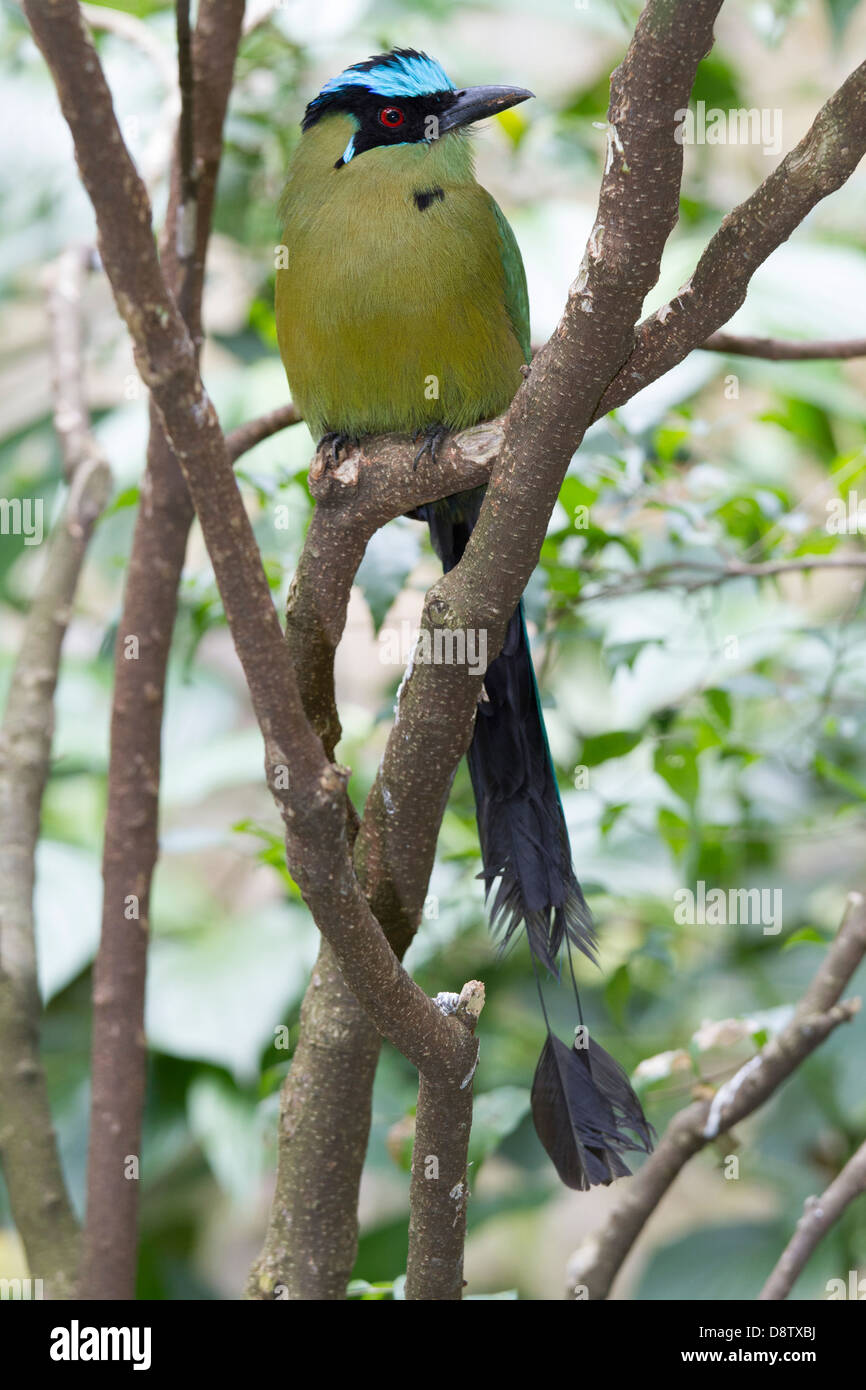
left=317, top=432, right=359, bottom=468
left=412, top=425, right=449, bottom=470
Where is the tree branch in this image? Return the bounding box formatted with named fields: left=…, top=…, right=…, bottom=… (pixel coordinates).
left=286, top=427, right=499, bottom=761
left=24, top=0, right=480, bottom=1140
left=349, top=0, right=724, bottom=966
left=175, top=0, right=196, bottom=265
left=245, top=938, right=383, bottom=1301
left=80, top=2, right=179, bottom=191
left=577, top=552, right=866, bottom=603
left=220, top=326, right=866, bottom=477
left=759, top=1137, right=866, bottom=1300
left=566, top=892, right=866, bottom=1301
left=250, top=0, right=724, bottom=1298
left=702, top=332, right=866, bottom=361
left=594, top=59, right=866, bottom=417
left=248, top=428, right=497, bottom=1299
left=406, top=981, right=485, bottom=1301
left=81, top=0, right=246, bottom=1301
left=226, top=401, right=302, bottom=462
left=0, top=246, right=111, bottom=1299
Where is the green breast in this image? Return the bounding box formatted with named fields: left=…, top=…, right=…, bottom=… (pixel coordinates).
left=276, top=121, right=529, bottom=440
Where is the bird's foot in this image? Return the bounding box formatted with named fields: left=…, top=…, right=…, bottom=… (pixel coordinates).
left=317, top=431, right=360, bottom=468
left=311, top=432, right=362, bottom=486
left=412, top=424, right=450, bottom=470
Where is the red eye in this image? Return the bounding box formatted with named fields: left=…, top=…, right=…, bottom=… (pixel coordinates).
left=379, top=106, right=405, bottom=128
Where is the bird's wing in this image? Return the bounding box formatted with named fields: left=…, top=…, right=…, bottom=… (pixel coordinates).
left=485, top=192, right=531, bottom=364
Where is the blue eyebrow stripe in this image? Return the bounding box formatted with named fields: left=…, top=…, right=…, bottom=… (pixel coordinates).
left=320, top=51, right=454, bottom=100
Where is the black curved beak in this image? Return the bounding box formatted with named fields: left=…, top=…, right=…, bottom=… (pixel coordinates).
left=438, top=84, right=534, bottom=134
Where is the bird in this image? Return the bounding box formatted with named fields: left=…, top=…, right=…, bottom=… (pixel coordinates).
left=275, top=47, right=653, bottom=1189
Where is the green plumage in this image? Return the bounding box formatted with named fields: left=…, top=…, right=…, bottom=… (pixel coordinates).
left=276, top=113, right=529, bottom=438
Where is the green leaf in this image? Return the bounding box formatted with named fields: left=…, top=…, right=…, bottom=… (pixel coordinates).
left=357, top=523, right=420, bottom=634
left=101, top=483, right=139, bottom=518
left=634, top=1223, right=786, bottom=1300
left=495, top=107, right=530, bottom=149
left=468, top=1086, right=532, bottom=1169
left=600, top=802, right=628, bottom=838
left=654, top=742, right=699, bottom=808
left=34, top=842, right=102, bottom=1000
left=691, top=52, right=743, bottom=110
left=653, top=426, right=691, bottom=464
left=347, top=1279, right=397, bottom=1301
left=704, top=688, right=732, bottom=729
left=146, top=906, right=317, bottom=1081
left=604, top=964, right=631, bottom=1027
left=814, top=753, right=866, bottom=802
left=187, top=1075, right=265, bottom=1202
left=657, top=807, right=691, bottom=860
left=783, top=927, right=829, bottom=950
left=580, top=730, right=642, bottom=766
left=605, top=639, right=662, bottom=672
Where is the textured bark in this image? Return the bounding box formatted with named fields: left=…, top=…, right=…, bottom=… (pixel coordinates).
left=406, top=1072, right=475, bottom=1301
left=26, top=0, right=866, bottom=1306
left=246, top=942, right=380, bottom=1300
left=0, top=247, right=111, bottom=1297
left=0, top=466, right=110, bottom=1298
left=24, top=0, right=478, bottom=1088
left=406, top=983, right=484, bottom=1301
left=82, top=0, right=245, bottom=1301
left=250, top=0, right=726, bottom=1298
left=248, top=430, right=499, bottom=1299
left=595, top=58, right=866, bottom=418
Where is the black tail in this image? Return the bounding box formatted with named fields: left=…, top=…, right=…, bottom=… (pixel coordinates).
left=418, top=490, right=653, bottom=1190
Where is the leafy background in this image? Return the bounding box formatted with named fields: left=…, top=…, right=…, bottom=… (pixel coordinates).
left=1, top=0, right=865, bottom=1299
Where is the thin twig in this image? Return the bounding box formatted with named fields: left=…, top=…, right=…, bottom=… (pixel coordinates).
left=566, top=892, right=866, bottom=1301
left=578, top=553, right=866, bottom=603
left=226, top=402, right=302, bottom=462
left=175, top=0, right=196, bottom=265
left=595, top=60, right=866, bottom=418
left=702, top=332, right=866, bottom=361
left=759, top=1137, right=866, bottom=1299
left=0, top=246, right=111, bottom=1300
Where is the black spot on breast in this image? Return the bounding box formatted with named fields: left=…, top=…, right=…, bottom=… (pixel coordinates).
left=414, top=187, right=445, bottom=212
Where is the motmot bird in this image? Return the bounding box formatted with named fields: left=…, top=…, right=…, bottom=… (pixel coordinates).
left=276, top=49, right=652, bottom=1189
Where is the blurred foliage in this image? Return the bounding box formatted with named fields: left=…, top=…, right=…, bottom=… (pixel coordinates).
left=1, top=0, right=866, bottom=1300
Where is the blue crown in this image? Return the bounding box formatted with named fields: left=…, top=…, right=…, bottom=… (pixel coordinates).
left=305, top=48, right=454, bottom=127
